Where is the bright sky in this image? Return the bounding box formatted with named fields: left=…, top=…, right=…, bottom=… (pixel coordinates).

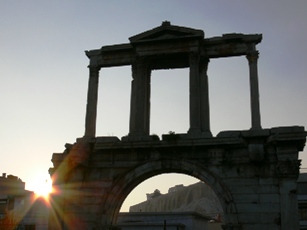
left=1, top=1, right=307, bottom=211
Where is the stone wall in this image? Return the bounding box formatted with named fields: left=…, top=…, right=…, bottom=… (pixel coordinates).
left=49, top=127, right=306, bottom=230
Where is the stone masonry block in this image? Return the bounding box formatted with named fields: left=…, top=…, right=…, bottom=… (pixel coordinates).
left=88, top=169, right=101, bottom=180
left=134, top=163, right=151, bottom=175
left=236, top=203, right=280, bottom=213
left=92, top=153, right=112, bottom=162
left=92, top=180, right=113, bottom=188
left=83, top=196, right=102, bottom=205
left=224, top=178, right=258, bottom=186
left=259, top=194, right=280, bottom=203
left=232, top=194, right=258, bottom=203
left=241, top=224, right=279, bottom=230
left=85, top=204, right=101, bottom=213
left=228, top=185, right=279, bottom=194
left=259, top=177, right=278, bottom=185
left=238, top=213, right=280, bottom=224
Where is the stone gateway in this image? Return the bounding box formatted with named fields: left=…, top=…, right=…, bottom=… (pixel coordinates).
left=49, top=22, right=306, bottom=230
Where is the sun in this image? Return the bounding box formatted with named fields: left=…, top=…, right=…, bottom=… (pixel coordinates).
left=32, top=178, right=53, bottom=198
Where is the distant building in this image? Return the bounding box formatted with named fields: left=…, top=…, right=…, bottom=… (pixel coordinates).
left=0, top=173, right=49, bottom=230
left=168, top=184, right=185, bottom=193
left=0, top=173, right=31, bottom=222
left=0, top=173, right=25, bottom=196
left=146, top=189, right=162, bottom=200
left=125, top=182, right=223, bottom=229
left=130, top=182, right=223, bottom=220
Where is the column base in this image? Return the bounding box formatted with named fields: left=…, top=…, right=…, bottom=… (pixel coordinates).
left=122, top=134, right=158, bottom=142
left=187, top=129, right=212, bottom=138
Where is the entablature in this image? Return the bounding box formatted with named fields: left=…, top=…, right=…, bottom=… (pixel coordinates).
left=92, top=126, right=306, bottom=152
left=85, top=27, right=262, bottom=69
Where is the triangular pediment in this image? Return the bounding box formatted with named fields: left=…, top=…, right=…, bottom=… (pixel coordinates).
left=129, top=21, right=204, bottom=44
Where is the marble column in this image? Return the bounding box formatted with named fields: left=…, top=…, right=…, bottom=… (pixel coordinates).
left=188, top=52, right=201, bottom=135
left=129, top=58, right=151, bottom=137
left=200, top=57, right=211, bottom=135
left=84, top=66, right=100, bottom=137
left=246, top=49, right=261, bottom=130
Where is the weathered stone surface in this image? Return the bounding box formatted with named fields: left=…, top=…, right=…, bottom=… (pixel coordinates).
left=49, top=126, right=306, bottom=229
left=84, top=22, right=264, bottom=139
left=48, top=22, right=307, bottom=230
left=238, top=212, right=280, bottom=224
left=240, top=224, right=280, bottom=230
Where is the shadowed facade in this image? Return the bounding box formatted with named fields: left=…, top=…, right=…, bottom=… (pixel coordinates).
left=49, top=22, right=306, bottom=230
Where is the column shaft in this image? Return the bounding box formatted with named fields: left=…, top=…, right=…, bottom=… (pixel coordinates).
left=84, top=66, right=100, bottom=137
left=129, top=58, right=151, bottom=137
left=200, top=58, right=211, bottom=133
left=247, top=50, right=261, bottom=129
left=144, top=67, right=151, bottom=135
left=188, top=52, right=201, bottom=134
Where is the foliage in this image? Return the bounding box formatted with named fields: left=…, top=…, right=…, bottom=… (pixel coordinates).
left=168, top=131, right=175, bottom=135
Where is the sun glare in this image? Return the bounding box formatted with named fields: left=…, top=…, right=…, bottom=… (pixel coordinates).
left=33, top=179, right=53, bottom=198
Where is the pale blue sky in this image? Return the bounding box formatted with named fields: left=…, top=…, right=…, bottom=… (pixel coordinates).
left=1, top=1, right=307, bottom=211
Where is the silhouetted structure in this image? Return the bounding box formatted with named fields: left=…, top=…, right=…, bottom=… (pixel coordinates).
left=49, top=22, right=306, bottom=230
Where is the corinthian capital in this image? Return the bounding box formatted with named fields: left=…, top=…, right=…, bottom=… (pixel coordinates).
left=246, top=50, right=259, bottom=63
left=189, top=51, right=200, bottom=62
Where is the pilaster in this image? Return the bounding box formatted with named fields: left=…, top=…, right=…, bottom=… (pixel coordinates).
left=279, top=179, right=300, bottom=230
left=274, top=137, right=301, bottom=230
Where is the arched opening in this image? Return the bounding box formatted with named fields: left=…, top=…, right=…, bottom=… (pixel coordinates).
left=120, top=173, right=199, bottom=212
left=100, top=159, right=238, bottom=228
left=118, top=173, right=224, bottom=228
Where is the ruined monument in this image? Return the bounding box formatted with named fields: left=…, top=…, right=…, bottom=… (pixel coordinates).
left=129, top=182, right=223, bottom=218
left=49, top=22, right=306, bottom=229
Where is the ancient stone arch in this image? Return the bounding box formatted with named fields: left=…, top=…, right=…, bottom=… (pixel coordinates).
left=107, top=159, right=238, bottom=224
left=49, top=22, right=306, bottom=230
